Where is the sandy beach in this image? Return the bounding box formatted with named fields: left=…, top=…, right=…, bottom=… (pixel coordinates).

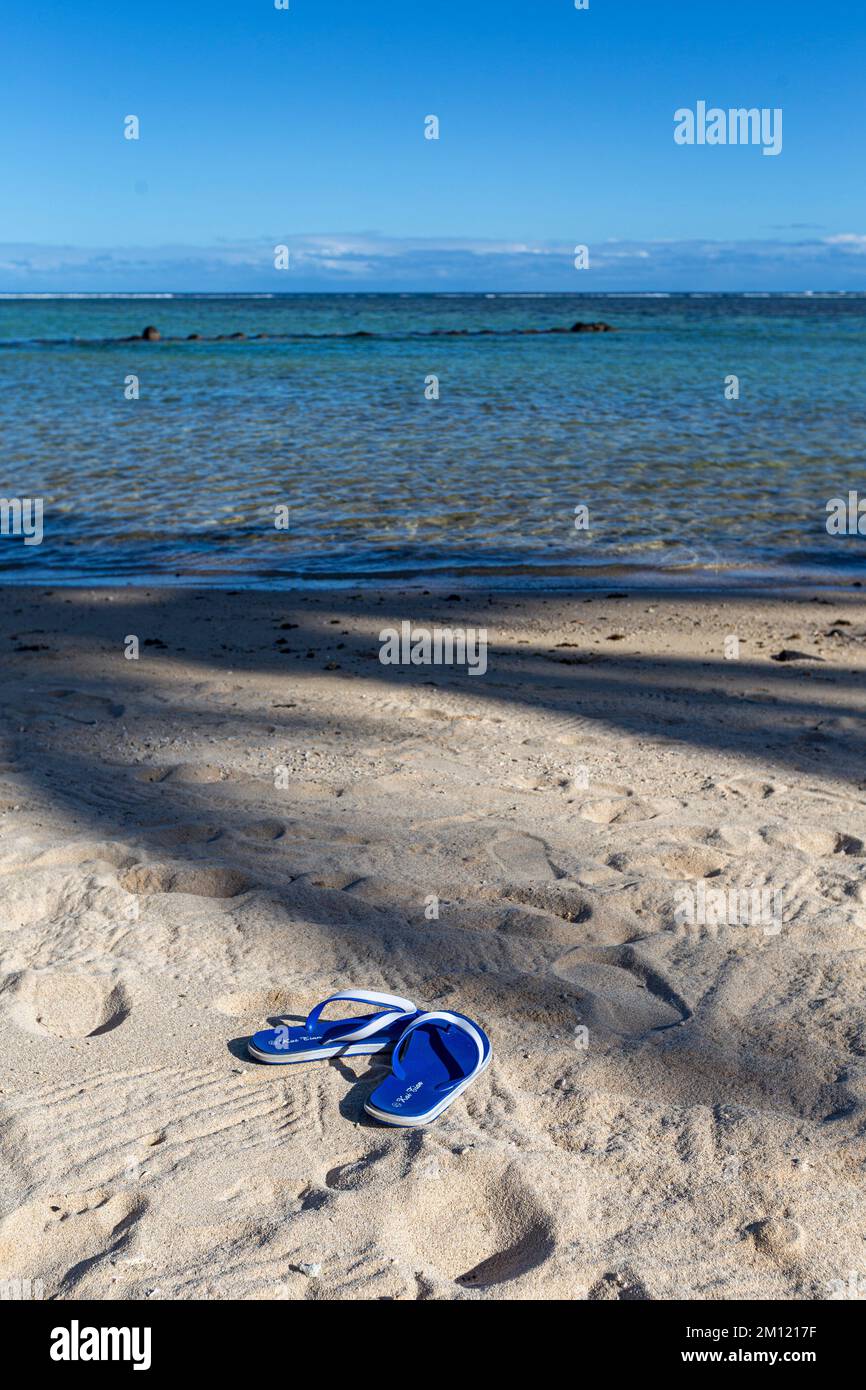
left=1, top=583, right=865, bottom=1301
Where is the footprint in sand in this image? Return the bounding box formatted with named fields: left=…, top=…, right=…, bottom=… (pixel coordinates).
left=606, top=843, right=729, bottom=881
left=478, top=876, right=641, bottom=947
left=213, top=988, right=295, bottom=1018
left=487, top=832, right=563, bottom=881
left=0, top=1190, right=145, bottom=1293
left=746, top=1216, right=803, bottom=1264
left=163, top=764, right=225, bottom=784
left=4, top=689, right=125, bottom=723
left=235, top=819, right=286, bottom=842
left=148, top=823, right=223, bottom=847
left=657, top=844, right=730, bottom=879
left=120, top=863, right=251, bottom=897
left=760, top=825, right=863, bottom=857
left=579, top=797, right=663, bottom=826
left=554, top=945, right=689, bottom=1037
left=692, top=824, right=765, bottom=855
left=498, top=881, right=593, bottom=923
left=381, top=1153, right=554, bottom=1290
left=4, top=970, right=130, bottom=1038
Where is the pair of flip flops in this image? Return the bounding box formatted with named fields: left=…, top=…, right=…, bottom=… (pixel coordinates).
left=247, top=989, right=491, bottom=1127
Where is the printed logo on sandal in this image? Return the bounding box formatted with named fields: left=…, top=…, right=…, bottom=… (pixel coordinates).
left=392, top=1082, right=424, bottom=1108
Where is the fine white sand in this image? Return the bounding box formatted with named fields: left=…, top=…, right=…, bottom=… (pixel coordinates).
left=1, top=584, right=865, bottom=1300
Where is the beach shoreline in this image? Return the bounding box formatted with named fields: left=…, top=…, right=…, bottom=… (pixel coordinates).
left=1, top=583, right=865, bottom=1299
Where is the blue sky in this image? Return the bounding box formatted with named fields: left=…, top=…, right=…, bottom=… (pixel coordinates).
left=2, top=0, right=865, bottom=290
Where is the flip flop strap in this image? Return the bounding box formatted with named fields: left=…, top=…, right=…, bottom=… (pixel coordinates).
left=391, top=1011, right=485, bottom=1081
left=305, top=989, right=416, bottom=1043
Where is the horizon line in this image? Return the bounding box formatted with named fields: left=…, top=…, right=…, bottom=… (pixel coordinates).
left=3, top=289, right=865, bottom=298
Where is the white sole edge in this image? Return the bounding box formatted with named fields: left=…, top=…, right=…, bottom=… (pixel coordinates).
left=247, top=1039, right=392, bottom=1065
left=363, top=1049, right=492, bottom=1126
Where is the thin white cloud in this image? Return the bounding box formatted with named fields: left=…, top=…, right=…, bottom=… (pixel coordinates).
left=823, top=233, right=866, bottom=251
left=2, top=232, right=866, bottom=290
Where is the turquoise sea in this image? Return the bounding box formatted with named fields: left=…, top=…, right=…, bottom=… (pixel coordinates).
left=1, top=293, right=864, bottom=588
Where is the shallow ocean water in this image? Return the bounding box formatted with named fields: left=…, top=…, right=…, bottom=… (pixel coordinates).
left=1, top=293, right=864, bottom=588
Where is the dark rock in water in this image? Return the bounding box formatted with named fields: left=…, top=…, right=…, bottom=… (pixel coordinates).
left=228, top=331, right=246, bottom=339
left=142, top=325, right=161, bottom=341
left=570, top=321, right=615, bottom=333
left=187, top=332, right=202, bottom=340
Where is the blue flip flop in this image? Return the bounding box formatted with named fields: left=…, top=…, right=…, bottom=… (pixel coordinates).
left=364, top=1010, right=492, bottom=1126
left=248, top=989, right=418, bottom=1064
